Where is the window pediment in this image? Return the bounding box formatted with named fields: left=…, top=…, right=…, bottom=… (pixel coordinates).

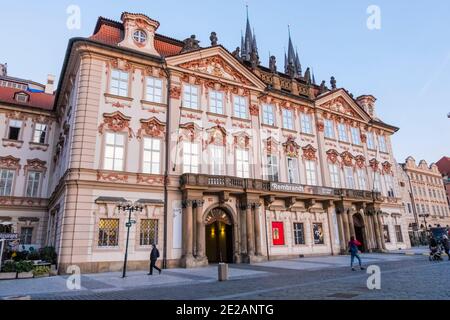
left=0, top=156, right=21, bottom=170
left=98, top=111, right=133, bottom=138
left=302, top=144, right=317, bottom=161
left=138, top=117, right=165, bottom=139
left=206, top=125, right=226, bottom=146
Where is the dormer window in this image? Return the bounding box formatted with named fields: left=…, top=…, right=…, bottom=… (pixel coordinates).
left=133, top=30, right=147, bottom=44
left=15, top=92, right=29, bottom=103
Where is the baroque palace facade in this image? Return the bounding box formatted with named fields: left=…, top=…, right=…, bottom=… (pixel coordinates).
left=0, top=12, right=411, bottom=273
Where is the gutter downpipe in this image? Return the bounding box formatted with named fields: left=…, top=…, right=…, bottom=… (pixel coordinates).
left=162, top=60, right=171, bottom=269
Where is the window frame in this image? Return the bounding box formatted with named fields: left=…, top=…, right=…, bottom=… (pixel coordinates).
left=282, top=109, right=294, bottom=130
left=110, top=69, right=129, bottom=97
left=293, top=222, right=305, bottom=245
left=0, top=168, right=15, bottom=196
left=233, top=95, right=248, bottom=119
left=236, top=148, right=250, bottom=178
left=103, top=131, right=126, bottom=171
left=350, top=127, right=361, bottom=145
left=266, top=154, right=279, bottom=182
left=329, top=163, right=340, bottom=188
left=182, top=141, right=200, bottom=174
left=142, top=137, right=162, bottom=174
left=25, top=170, right=41, bottom=198
left=287, top=157, right=299, bottom=184
left=210, top=144, right=225, bottom=175
left=324, top=119, right=335, bottom=139
left=262, top=104, right=275, bottom=126
left=209, top=90, right=224, bottom=114
left=139, top=219, right=159, bottom=246
left=183, top=83, right=200, bottom=109
left=145, top=76, right=163, bottom=103
left=305, top=160, right=317, bottom=186
left=300, top=113, right=313, bottom=134
left=97, top=218, right=120, bottom=248
left=337, top=123, right=348, bottom=142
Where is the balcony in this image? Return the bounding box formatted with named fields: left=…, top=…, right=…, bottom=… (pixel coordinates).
left=180, top=173, right=380, bottom=202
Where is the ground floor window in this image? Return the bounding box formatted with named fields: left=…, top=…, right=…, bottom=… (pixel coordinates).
left=383, top=225, right=390, bottom=243
left=293, top=223, right=305, bottom=245
left=20, top=227, right=33, bottom=245
left=98, top=218, right=119, bottom=247
left=312, top=223, right=324, bottom=245
left=140, top=219, right=158, bottom=246
left=395, top=225, right=403, bottom=243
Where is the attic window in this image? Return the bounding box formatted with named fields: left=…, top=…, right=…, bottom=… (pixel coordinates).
left=15, top=93, right=29, bottom=103
left=133, top=30, right=147, bottom=44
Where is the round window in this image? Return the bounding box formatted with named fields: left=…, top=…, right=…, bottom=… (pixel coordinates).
left=133, top=30, right=147, bottom=44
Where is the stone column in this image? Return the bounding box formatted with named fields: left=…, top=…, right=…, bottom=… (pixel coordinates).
left=253, top=204, right=262, bottom=256
left=372, top=212, right=382, bottom=250
left=377, top=212, right=387, bottom=250
left=246, top=204, right=255, bottom=257
left=348, top=211, right=356, bottom=239
left=341, top=209, right=351, bottom=245
left=195, top=200, right=205, bottom=259
left=337, top=212, right=346, bottom=252
left=182, top=200, right=194, bottom=259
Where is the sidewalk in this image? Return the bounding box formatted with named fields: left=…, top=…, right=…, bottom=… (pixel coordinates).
left=0, top=265, right=268, bottom=300
left=0, top=253, right=417, bottom=300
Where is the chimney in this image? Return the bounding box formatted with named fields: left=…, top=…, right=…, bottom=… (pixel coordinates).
left=0, top=63, right=7, bottom=76
left=118, top=13, right=160, bottom=57
left=356, top=95, right=377, bottom=118
left=45, top=74, right=55, bottom=94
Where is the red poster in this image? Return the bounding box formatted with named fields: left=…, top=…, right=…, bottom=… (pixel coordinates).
left=272, top=221, right=285, bottom=245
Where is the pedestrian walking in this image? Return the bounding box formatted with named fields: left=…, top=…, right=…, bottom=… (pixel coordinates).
left=442, top=234, right=450, bottom=261
left=348, top=236, right=365, bottom=271
left=148, top=243, right=162, bottom=275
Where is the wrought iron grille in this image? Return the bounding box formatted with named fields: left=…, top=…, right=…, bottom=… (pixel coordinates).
left=140, top=219, right=158, bottom=246
left=98, top=218, right=119, bottom=247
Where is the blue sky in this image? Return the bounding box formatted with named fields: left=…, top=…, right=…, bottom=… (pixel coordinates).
left=1, top=0, right=449, bottom=164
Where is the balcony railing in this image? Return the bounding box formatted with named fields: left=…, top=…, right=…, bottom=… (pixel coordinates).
left=180, top=174, right=381, bottom=201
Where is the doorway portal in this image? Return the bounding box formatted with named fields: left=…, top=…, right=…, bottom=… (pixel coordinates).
left=205, top=208, right=233, bottom=263
left=353, top=214, right=366, bottom=252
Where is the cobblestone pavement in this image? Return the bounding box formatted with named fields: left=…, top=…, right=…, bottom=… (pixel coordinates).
left=2, top=253, right=449, bottom=300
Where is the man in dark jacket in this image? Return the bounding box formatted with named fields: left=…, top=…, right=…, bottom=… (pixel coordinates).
left=148, top=243, right=162, bottom=275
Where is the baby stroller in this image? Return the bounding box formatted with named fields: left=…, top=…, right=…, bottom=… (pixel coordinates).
left=429, top=243, right=443, bottom=261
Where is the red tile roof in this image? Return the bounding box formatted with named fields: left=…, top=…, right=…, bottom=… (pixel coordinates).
left=0, top=87, right=55, bottom=110
left=89, top=17, right=183, bottom=57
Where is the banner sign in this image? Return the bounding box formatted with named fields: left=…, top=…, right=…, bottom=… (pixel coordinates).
left=0, top=233, right=18, bottom=240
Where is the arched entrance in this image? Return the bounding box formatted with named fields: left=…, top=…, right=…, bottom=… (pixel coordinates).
left=353, top=213, right=366, bottom=252
left=205, top=208, right=233, bottom=263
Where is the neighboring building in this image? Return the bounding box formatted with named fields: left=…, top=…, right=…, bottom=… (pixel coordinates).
left=436, top=156, right=450, bottom=209
left=2, top=12, right=411, bottom=273
left=400, top=157, right=450, bottom=237
left=0, top=66, right=55, bottom=249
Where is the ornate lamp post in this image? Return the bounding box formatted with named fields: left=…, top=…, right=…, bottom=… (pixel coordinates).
left=117, top=201, right=144, bottom=278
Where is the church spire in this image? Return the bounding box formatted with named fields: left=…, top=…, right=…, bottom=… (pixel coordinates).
left=241, top=4, right=258, bottom=62
left=285, top=26, right=302, bottom=78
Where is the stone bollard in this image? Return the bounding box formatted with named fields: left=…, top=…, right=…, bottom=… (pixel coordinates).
left=218, top=263, right=228, bottom=281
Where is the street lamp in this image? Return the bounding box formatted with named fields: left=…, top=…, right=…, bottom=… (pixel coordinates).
left=117, top=201, right=144, bottom=278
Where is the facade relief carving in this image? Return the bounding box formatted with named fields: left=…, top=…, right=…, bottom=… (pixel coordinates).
left=283, top=136, right=300, bottom=157
left=137, top=117, right=165, bottom=139
left=302, top=144, right=317, bottom=161
left=0, top=156, right=21, bottom=170
left=326, top=149, right=339, bottom=164
left=98, top=111, right=134, bottom=138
